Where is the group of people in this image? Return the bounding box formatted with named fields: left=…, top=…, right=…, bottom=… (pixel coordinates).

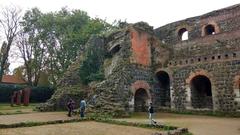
left=67, top=99, right=86, bottom=118
left=67, top=98, right=157, bottom=125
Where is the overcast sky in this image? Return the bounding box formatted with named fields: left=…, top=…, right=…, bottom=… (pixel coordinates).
left=1, top=0, right=240, bottom=28
left=0, top=0, right=240, bottom=72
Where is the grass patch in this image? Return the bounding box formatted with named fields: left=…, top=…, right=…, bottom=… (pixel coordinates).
left=0, top=103, right=38, bottom=110
left=157, top=108, right=240, bottom=118
left=0, top=103, right=39, bottom=115
left=0, top=116, right=176, bottom=131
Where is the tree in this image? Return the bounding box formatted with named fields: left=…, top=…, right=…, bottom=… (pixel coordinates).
left=13, top=66, right=25, bottom=80
left=17, top=8, right=46, bottom=86
left=37, top=71, right=50, bottom=87
left=0, top=6, right=21, bottom=81
left=17, top=8, right=111, bottom=86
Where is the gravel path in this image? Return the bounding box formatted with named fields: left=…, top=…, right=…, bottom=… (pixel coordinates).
left=0, top=121, right=158, bottom=135
left=0, top=112, right=239, bottom=135
left=0, top=112, right=76, bottom=125
left=117, top=113, right=240, bottom=135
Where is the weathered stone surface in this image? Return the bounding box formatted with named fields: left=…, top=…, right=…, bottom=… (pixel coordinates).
left=41, top=4, right=240, bottom=115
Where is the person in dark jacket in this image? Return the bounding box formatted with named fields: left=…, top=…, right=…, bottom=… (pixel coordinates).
left=148, top=102, right=157, bottom=125
left=67, top=99, right=74, bottom=117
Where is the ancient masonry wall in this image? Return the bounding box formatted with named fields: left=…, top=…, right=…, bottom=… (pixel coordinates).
left=154, top=4, right=240, bottom=112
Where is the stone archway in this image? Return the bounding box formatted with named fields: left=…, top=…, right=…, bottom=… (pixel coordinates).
left=190, top=75, right=213, bottom=109
left=134, top=88, right=149, bottom=112
left=131, top=80, right=151, bottom=112
left=233, top=75, right=240, bottom=111
left=186, top=70, right=216, bottom=110
left=155, top=71, right=171, bottom=107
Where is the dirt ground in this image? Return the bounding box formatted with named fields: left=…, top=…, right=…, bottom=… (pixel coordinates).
left=118, top=112, right=240, bottom=135
left=0, top=121, right=158, bottom=135
left=0, top=112, right=240, bottom=135
left=0, top=112, right=76, bottom=125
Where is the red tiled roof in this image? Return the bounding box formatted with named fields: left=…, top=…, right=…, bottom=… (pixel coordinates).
left=1, top=75, right=27, bottom=84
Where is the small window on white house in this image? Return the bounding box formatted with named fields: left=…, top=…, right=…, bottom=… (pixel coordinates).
left=178, top=28, right=188, bottom=41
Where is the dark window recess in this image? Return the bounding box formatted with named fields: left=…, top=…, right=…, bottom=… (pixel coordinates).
left=110, top=45, right=121, bottom=55
left=233, top=53, right=237, bottom=57
left=178, top=28, right=188, bottom=41
left=212, top=56, right=215, bottom=60
left=198, top=58, right=201, bottom=62
left=218, top=55, right=221, bottom=59
left=225, top=54, right=229, bottom=58
left=179, top=61, right=182, bottom=65
left=204, top=57, right=207, bottom=61
left=205, top=25, right=216, bottom=35
left=185, top=60, right=188, bottom=64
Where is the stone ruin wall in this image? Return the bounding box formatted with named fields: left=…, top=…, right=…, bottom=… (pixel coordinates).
left=40, top=4, right=240, bottom=114
left=154, top=4, right=240, bottom=112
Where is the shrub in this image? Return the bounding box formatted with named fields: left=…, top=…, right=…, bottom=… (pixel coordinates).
left=0, top=83, right=55, bottom=103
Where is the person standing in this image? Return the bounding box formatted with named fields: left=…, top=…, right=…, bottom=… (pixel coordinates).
left=80, top=99, right=86, bottom=118
left=67, top=99, right=74, bottom=117
left=148, top=102, right=156, bottom=125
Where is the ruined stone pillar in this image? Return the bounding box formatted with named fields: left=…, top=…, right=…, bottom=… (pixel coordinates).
left=16, top=90, right=22, bottom=105
left=23, top=88, right=31, bottom=106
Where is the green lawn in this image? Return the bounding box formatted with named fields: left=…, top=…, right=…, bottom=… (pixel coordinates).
left=0, top=103, right=39, bottom=114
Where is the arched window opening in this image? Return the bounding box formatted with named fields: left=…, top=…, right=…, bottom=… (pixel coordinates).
left=134, top=88, right=149, bottom=112
left=178, top=28, right=188, bottom=41
left=205, top=25, right=216, bottom=35
left=156, top=71, right=170, bottom=107
left=109, top=44, right=121, bottom=55
left=190, top=75, right=213, bottom=109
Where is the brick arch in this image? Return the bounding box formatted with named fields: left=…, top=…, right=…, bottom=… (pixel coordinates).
left=185, top=69, right=217, bottom=110
left=176, top=24, right=192, bottom=36
left=176, top=25, right=191, bottom=41
left=131, top=80, right=151, bottom=100
left=155, top=69, right=172, bottom=107
left=155, top=68, right=173, bottom=82
left=186, top=70, right=214, bottom=85
left=201, top=21, right=220, bottom=36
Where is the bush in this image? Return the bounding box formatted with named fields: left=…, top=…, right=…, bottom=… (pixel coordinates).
left=0, top=83, right=55, bottom=103
left=30, top=86, right=55, bottom=103
left=0, top=84, right=25, bottom=102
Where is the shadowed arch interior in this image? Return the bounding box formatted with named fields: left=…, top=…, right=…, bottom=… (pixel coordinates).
left=134, top=88, right=149, bottom=112
left=156, top=71, right=170, bottom=107
left=205, top=25, right=216, bottom=35
left=190, top=75, right=213, bottom=109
